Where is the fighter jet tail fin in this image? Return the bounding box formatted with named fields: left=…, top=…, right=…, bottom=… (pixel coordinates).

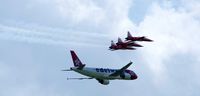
left=127, top=31, right=133, bottom=38
left=118, top=37, right=123, bottom=43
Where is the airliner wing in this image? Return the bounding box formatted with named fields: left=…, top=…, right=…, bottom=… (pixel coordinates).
left=109, top=61, right=132, bottom=76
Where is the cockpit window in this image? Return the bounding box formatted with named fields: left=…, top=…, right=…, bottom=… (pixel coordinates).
left=125, top=70, right=135, bottom=75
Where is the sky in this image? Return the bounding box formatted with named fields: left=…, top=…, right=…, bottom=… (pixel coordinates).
left=0, top=0, right=200, bottom=96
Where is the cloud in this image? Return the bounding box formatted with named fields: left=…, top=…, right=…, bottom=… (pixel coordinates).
left=1, top=0, right=200, bottom=96
left=0, top=0, right=137, bottom=96
left=54, top=0, right=136, bottom=37
left=0, top=0, right=136, bottom=47
left=55, top=0, right=105, bottom=25
left=138, top=1, right=200, bottom=87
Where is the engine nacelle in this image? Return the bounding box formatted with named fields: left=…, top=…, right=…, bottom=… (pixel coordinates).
left=96, top=79, right=109, bottom=85
left=120, top=73, right=125, bottom=79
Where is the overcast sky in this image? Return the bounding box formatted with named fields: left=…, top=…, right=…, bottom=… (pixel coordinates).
left=0, top=0, right=200, bottom=96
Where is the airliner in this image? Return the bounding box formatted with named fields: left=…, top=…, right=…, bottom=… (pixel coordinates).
left=62, top=50, right=138, bottom=85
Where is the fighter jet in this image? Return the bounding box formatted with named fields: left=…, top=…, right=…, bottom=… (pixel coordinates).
left=62, top=50, right=137, bottom=85
left=117, top=37, right=143, bottom=47
left=109, top=40, right=136, bottom=51
left=125, top=31, right=153, bottom=42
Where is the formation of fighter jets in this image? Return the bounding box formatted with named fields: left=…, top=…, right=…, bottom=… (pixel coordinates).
left=63, top=31, right=153, bottom=85
left=109, top=31, right=153, bottom=51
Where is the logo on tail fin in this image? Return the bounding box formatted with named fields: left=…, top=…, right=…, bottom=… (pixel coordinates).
left=74, top=59, right=81, bottom=67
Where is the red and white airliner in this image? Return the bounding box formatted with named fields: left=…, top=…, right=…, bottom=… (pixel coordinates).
left=62, top=50, right=138, bottom=85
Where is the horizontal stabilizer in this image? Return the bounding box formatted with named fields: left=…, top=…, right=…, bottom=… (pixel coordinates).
left=61, top=69, right=72, bottom=71
left=66, top=77, right=93, bottom=80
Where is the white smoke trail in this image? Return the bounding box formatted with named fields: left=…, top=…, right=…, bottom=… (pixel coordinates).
left=0, top=24, right=109, bottom=47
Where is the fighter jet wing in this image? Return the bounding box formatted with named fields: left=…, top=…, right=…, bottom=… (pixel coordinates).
left=109, top=61, right=132, bottom=76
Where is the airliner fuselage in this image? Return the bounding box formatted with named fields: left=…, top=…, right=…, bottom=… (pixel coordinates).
left=71, top=67, right=137, bottom=80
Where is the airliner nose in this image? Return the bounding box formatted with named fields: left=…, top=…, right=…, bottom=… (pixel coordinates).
left=131, top=74, right=138, bottom=80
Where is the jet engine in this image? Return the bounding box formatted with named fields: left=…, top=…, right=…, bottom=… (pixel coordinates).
left=96, top=79, right=109, bottom=85
left=120, top=73, right=125, bottom=79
